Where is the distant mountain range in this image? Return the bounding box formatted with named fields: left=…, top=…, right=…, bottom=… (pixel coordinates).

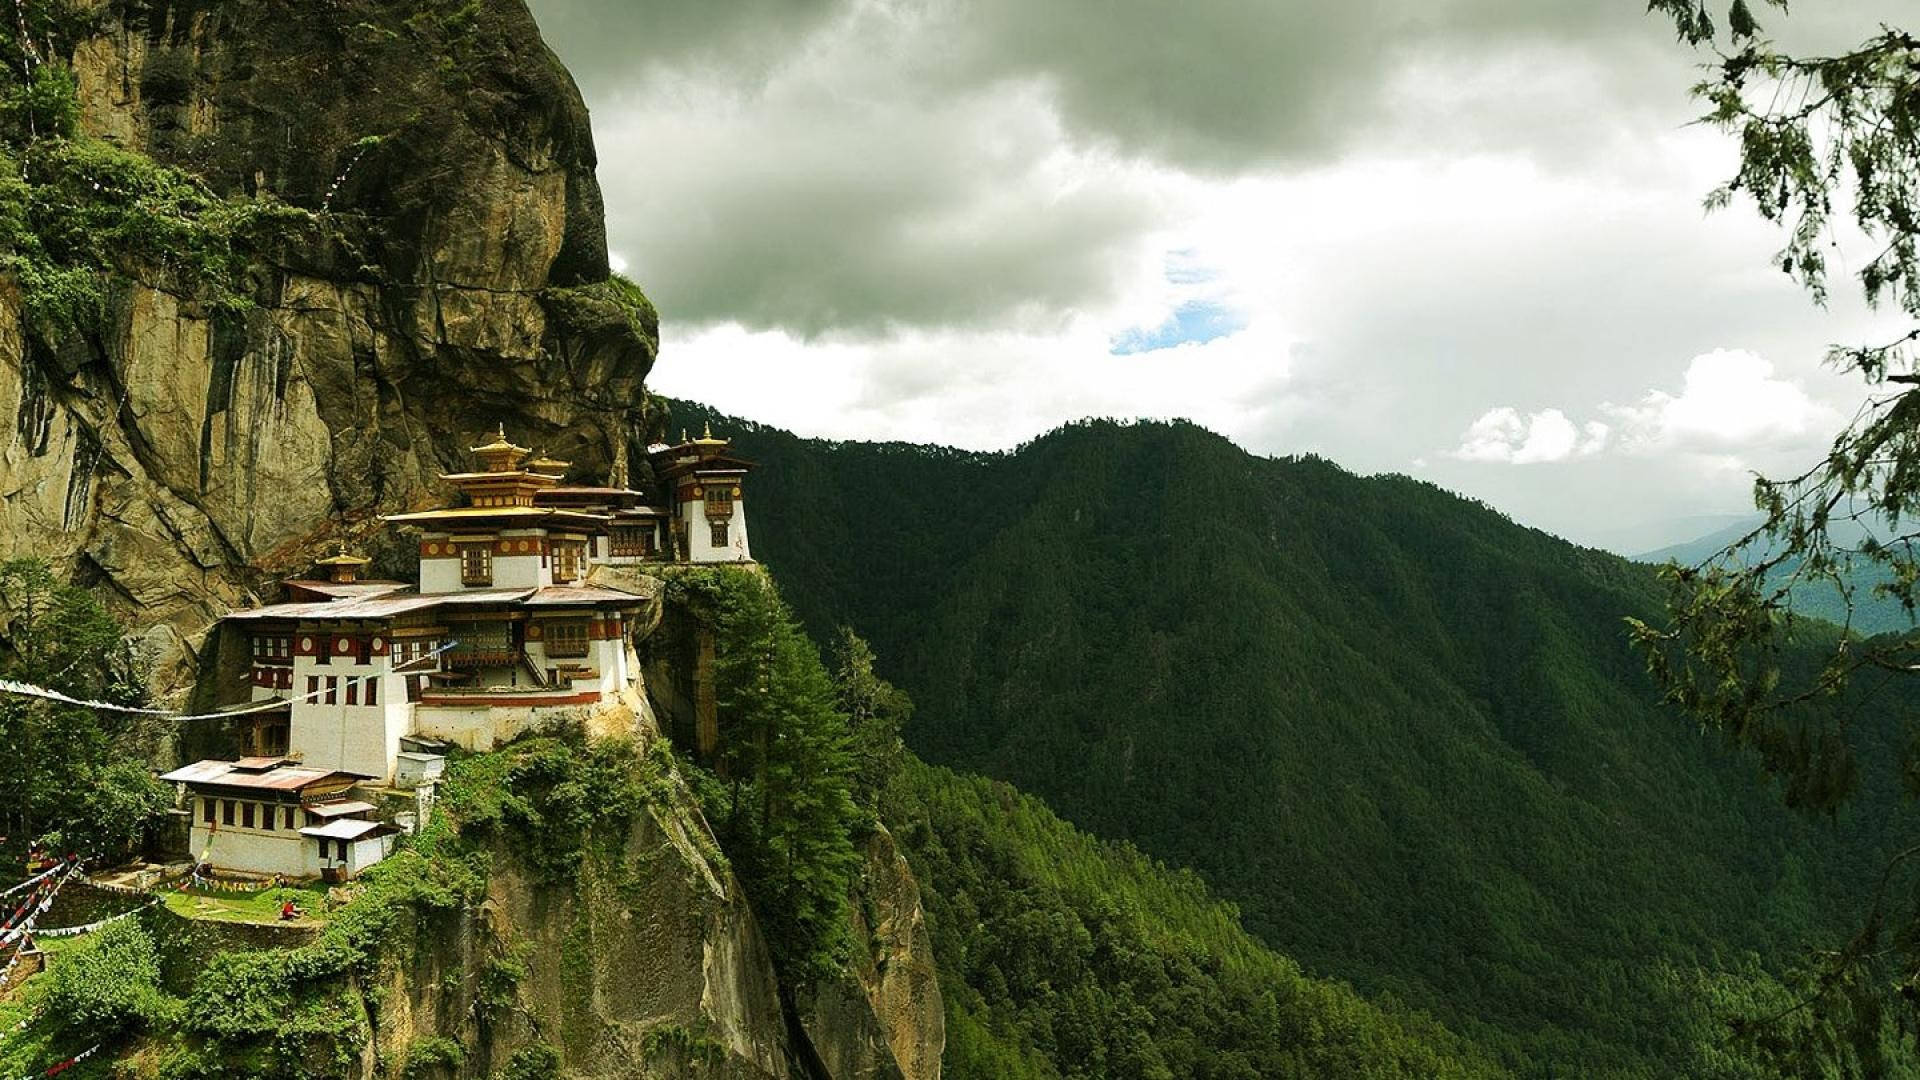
left=671, top=400, right=1919, bottom=1077
left=1635, top=516, right=1917, bottom=637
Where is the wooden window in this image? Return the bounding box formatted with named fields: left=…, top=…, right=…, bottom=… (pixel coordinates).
left=704, top=486, right=734, bottom=518
left=286, top=807, right=297, bottom=830
left=407, top=675, right=423, bottom=703
left=553, top=542, right=582, bottom=582
left=325, top=676, right=338, bottom=705
left=242, top=802, right=255, bottom=829
left=709, top=522, right=729, bottom=548
left=345, top=679, right=358, bottom=706
left=612, top=526, right=656, bottom=558
left=460, top=544, right=493, bottom=586
left=221, top=800, right=235, bottom=826
left=366, top=677, right=379, bottom=707
left=306, top=675, right=319, bottom=699
left=544, top=621, right=589, bottom=659
left=201, top=797, right=214, bottom=824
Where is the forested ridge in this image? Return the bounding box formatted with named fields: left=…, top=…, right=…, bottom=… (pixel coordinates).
left=669, top=400, right=1920, bottom=1075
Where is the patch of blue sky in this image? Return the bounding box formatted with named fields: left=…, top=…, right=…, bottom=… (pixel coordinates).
left=1161, top=248, right=1220, bottom=286
left=1109, top=298, right=1248, bottom=355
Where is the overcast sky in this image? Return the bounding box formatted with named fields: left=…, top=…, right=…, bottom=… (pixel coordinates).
left=527, top=0, right=1910, bottom=554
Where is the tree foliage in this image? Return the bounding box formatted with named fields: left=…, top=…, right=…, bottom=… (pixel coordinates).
left=43, top=919, right=172, bottom=1038
left=0, top=558, right=168, bottom=859
left=830, top=627, right=909, bottom=816
left=892, top=758, right=1500, bottom=1079
left=1627, top=3, right=1920, bottom=1071
left=671, top=400, right=1920, bottom=1075
left=665, top=567, right=864, bottom=987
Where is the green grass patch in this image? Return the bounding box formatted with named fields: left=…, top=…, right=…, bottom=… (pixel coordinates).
left=159, top=884, right=332, bottom=926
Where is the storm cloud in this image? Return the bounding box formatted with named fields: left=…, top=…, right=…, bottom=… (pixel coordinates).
left=525, top=0, right=1913, bottom=551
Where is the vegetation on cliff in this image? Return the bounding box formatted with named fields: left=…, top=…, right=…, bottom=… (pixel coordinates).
left=0, top=7, right=305, bottom=342
left=671, top=400, right=1920, bottom=1076
left=660, top=566, right=868, bottom=987
left=0, top=558, right=167, bottom=860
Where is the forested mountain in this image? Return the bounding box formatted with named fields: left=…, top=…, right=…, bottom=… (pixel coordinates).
left=1636, top=516, right=1917, bottom=637
left=668, top=401, right=1919, bottom=1076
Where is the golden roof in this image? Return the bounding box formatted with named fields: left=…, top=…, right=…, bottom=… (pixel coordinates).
left=314, top=551, right=370, bottom=567
left=470, top=424, right=532, bottom=457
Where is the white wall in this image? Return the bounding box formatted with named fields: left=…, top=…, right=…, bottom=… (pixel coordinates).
left=287, top=654, right=403, bottom=780
left=420, top=555, right=462, bottom=594
left=188, top=799, right=308, bottom=878
left=682, top=497, right=751, bottom=563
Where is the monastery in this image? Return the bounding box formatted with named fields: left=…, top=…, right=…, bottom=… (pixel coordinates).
left=161, top=427, right=755, bottom=882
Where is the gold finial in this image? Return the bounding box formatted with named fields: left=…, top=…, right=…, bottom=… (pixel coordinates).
left=681, top=428, right=688, bottom=443
left=703, top=421, right=712, bottom=439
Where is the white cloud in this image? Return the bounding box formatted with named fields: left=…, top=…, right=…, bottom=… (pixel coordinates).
left=1604, top=349, right=1831, bottom=453
left=1454, top=407, right=1608, bottom=464
left=1452, top=349, right=1840, bottom=471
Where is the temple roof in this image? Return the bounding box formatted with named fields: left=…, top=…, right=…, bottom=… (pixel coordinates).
left=382, top=506, right=610, bottom=526
left=224, top=582, right=642, bottom=624
left=469, top=427, right=532, bottom=457
left=301, top=818, right=398, bottom=841
left=281, top=580, right=409, bottom=601
left=522, top=585, right=648, bottom=606
left=162, top=759, right=367, bottom=789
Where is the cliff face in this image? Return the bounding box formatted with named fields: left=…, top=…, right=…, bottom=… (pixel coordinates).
left=364, top=739, right=944, bottom=1079
left=798, top=828, right=945, bottom=1080
left=0, top=0, right=655, bottom=687
left=375, top=763, right=794, bottom=1079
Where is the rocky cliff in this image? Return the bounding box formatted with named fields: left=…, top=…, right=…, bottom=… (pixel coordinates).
left=0, top=3, right=946, bottom=1076
left=0, top=0, right=657, bottom=688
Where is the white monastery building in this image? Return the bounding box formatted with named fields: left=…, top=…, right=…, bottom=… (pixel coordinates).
left=161, top=427, right=758, bottom=881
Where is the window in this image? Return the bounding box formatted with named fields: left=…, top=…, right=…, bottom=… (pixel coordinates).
left=222, top=800, right=235, bottom=826
left=544, top=621, right=589, bottom=658
left=242, top=802, right=255, bottom=829
left=366, top=677, right=379, bottom=707
left=325, top=676, right=338, bottom=705
left=553, top=542, right=582, bottom=582
left=306, top=675, right=319, bottom=700
left=460, top=544, right=493, bottom=586
left=345, top=679, right=358, bottom=706
left=612, top=526, right=656, bottom=558
left=201, top=797, right=214, bottom=824
left=263, top=803, right=275, bottom=831
left=286, top=807, right=297, bottom=830
left=704, top=486, right=734, bottom=517
left=336, top=839, right=349, bottom=861
left=710, top=522, right=729, bottom=548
